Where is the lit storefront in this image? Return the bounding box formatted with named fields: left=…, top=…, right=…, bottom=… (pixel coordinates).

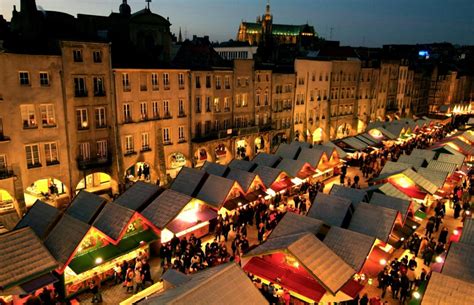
left=76, top=172, right=115, bottom=195
left=168, top=152, right=187, bottom=177
left=141, top=190, right=217, bottom=244
left=24, top=178, right=68, bottom=208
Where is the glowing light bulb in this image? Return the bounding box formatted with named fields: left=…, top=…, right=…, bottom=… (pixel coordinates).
left=95, top=257, right=103, bottom=264
left=435, top=256, right=444, bottom=263
left=453, top=229, right=459, bottom=236
left=413, top=291, right=421, bottom=299
left=379, top=259, right=387, bottom=266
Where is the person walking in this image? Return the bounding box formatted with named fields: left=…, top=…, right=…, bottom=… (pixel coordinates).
left=90, top=273, right=102, bottom=303
left=134, top=267, right=144, bottom=293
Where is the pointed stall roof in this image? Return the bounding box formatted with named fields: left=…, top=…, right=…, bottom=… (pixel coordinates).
left=379, top=161, right=412, bottom=176
left=392, top=168, right=439, bottom=195
left=142, top=263, right=269, bottom=305
left=93, top=202, right=135, bottom=241
left=375, top=127, right=397, bottom=140
left=410, top=149, right=437, bottom=162
left=460, top=218, right=474, bottom=246
left=275, top=143, right=301, bottom=159
left=44, top=214, right=91, bottom=265
left=141, top=189, right=193, bottom=230
left=436, top=153, right=465, bottom=168
left=225, top=168, right=259, bottom=193
left=66, top=191, right=106, bottom=224
left=321, top=142, right=348, bottom=159
left=313, top=145, right=337, bottom=159
left=356, top=134, right=376, bottom=146
left=427, top=160, right=458, bottom=175
left=275, top=158, right=308, bottom=178
left=433, top=144, right=466, bottom=158
left=14, top=200, right=60, bottom=240
left=442, top=242, right=474, bottom=283
left=341, top=137, right=368, bottom=151
left=202, top=161, right=229, bottom=177
left=297, top=148, right=326, bottom=168
left=384, top=124, right=405, bottom=138
left=290, top=141, right=311, bottom=149
left=0, top=227, right=58, bottom=292
left=252, top=165, right=283, bottom=188
left=170, top=167, right=207, bottom=197
left=308, top=193, right=352, bottom=227
left=246, top=233, right=356, bottom=294
left=422, top=272, right=474, bottom=305
left=228, top=159, right=256, bottom=172
left=448, top=138, right=474, bottom=155
left=196, top=175, right=239, bottom=209
left=348, top=203, right=398, bottom=243
left=115, top=181, right=160, bottom=212
left=269, top=212, right=324, bottom=239
left=461, top=131, right=474, bottom=143
left=323, top=226, right=376, bottom=272
left=252, top=153, right=281, bottom=167
left=329, top=185, right=368, bottom=209
left=369, top=193, right=411, bottom=222
left=416, top=168, right=448, bottom=189
left=397, top=154, right=427, bottom=169
left=365, top=183, right=412, bottom=201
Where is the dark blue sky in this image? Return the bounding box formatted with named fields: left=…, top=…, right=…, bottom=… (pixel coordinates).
left=1, top=0, right=473, bottom=46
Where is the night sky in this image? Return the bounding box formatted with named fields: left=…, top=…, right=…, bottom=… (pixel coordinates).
left=1, top=0, right=473, bottom=47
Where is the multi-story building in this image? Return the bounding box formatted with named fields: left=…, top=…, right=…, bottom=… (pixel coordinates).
left=270, top=69, right=294, bottom=149
left=0, top=52, right=70, bottom=219
left=60, top=41, right=119, bottom=196
left=428, top=65, right=458, bottom=113
left=294, top=59, right=331, bottom=143
left=329, top=60, right=361, bottom=139
left=114, top=68, right=191, bottom=182
left=357, top=62, right=380, bottom=131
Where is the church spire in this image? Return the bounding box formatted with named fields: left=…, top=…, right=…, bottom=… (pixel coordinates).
left=178, top=27, right=183, bottom=43
left=265, top=0, right=271, bottom=15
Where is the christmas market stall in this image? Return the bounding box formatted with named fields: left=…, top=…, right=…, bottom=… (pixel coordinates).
left=170, top=167, right=207, bottom=197
left=242, top=232, right=361, bottom=304
left=364, top=183, right=412, bottom=202
left=139, top=263, right=269, bottom=305
left=65, top=190, right=107, bottom=224
left=421, top=272, right=474, bottom=305
left=348, top=203, right=400, bottom=276
left=397, top=154, right=428, bottom=170
left=14, top=200, right=60, bottom=240
left=201, top=161, right=229, bottom=177
left=252, top=165, right=293, bottom=194
left=296, top=148, right=335, bottom=181
left=275, top=143, right=303, bottom=159
left=0, top=228, right=59, bottom=305
left=328, top=185, right=368, bottom=210
left=252, top=152, right=281, bottom=168
left=195, top=174, right=246, bottom=214
left=371, top=168, right=438, bottom=206
left=141, top=189, right=217, bottom=244
left=228, top=159, right=257, bottom=172
left=307, top=193, right=353, bottom=228
left=276, top=158, right=315, bottom=185
left=440, top=242, right=474, bottom=283
left=225, top=168, right=267, bottom=201
left=369, top=192, right=413, bottom=224
left=268, top=212, right=324, bottom=240
left=57, top=200, right=159, bottom=297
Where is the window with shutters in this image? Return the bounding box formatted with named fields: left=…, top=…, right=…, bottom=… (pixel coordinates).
left=25, top=144, right=41, bottom=168
left=44, top=142, right=59, bottom=165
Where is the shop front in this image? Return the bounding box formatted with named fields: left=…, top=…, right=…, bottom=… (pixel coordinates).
left=63, top=224, right=158, bottom=298
left=168, top=152, right=187, bottom=178
left=24, top=178, right=69, bottom=208
left=76, top=172, right=117, bottom=196
left=194, top=148, right=211, bottom=167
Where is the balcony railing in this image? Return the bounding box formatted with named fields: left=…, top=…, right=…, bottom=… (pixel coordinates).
left=163, top=112, right=172, bottom=119
left=77, top=154, right=112, bottom=170
left=94, top=90, right=106, bottom=97
left=0, top=167, right=14, bottom=180
left=178, top=112, right=186, bottom=118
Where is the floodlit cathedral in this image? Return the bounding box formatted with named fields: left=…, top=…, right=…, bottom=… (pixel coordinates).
left=237, top=1, right=316, bottom=46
